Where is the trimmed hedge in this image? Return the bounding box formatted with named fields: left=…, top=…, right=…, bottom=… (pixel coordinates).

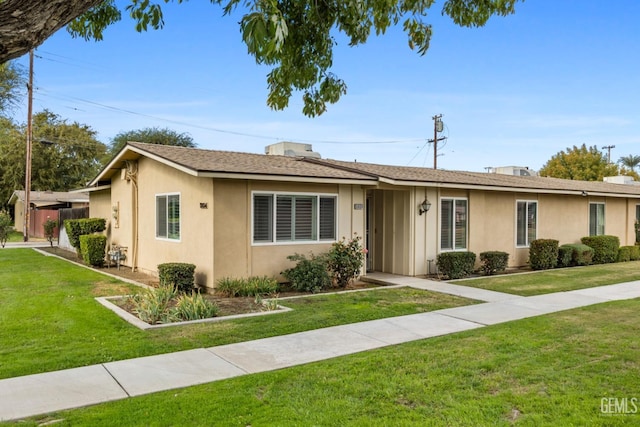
left=437, top=252, right=476, bottom=279
left=617, top=246, right=631, bottom=263
left=557, top=245, right=573, bottom=268
left=629, top=245, right=640, bottom=261
left=65, top=218, right=106, bottom=255
left=559, top=244, right=594, bottom=267
left=529, top=239, right=559, bottom=270
left=158, top=263, right=196, bottom=293
left=479, top=251, right=509, bottom=276
left=79, top=234, right=107, bottom=267
left=580, top=235, right=620, bottom=264
left=281, top=253, right=331, bottom=293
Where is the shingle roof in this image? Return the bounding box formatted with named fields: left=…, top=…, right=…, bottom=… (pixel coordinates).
left=125, top=142, right=375, bottom=181
left=8, top=190, right=89, bottom=205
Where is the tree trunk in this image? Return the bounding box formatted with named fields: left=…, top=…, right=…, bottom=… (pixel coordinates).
left=0, top=0, right=101, bottom=63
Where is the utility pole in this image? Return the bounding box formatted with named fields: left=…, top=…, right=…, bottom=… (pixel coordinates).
left=602, top=145, right=615, bottom=164
left=23, top=49, right=33, bottom=242
left=428, top=114, right=446, bottom=169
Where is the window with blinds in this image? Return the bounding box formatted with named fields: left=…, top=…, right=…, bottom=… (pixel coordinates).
left=440, top=198, right=467, bottom=251
left=253, top=193, right=337, bottom=244
left=156, top=193, right=180, bottom=240
left=589, top=203, right=605, bottom=236
left=516, top=201, right=537, bottom=247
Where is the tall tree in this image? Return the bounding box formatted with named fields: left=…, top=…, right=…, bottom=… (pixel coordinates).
left=618, top=154, right=640, bottom=172
left=0, top=0, right=522, bottom=116
left=105, top=127, right=196, bottom=161
left=0, top=61, right=26, bottom=115
left=0, top=110, right=107, bottom=208
left=539, top=144, right=639, bottom=182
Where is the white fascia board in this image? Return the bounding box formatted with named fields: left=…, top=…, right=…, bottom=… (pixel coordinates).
left=196, top=171, right=376, bottom=185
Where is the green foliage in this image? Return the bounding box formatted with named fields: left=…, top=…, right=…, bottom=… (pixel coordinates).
left=618, top=154, right=640, bottom=172
left=0, top=61, right=26, bottom=114
left=617, top=246, right=631, bottom=263
left=43, top=218, right=57, bottom=247
left=158, top=262, right=196, bottom=293
left=437, top=252, right=476, bottom=280
left=215, top=276, right=279, bottom=297
left=65, top=218, right=107, bottom=255
left=0, top=209, right=12, bottom=248
left=326, top=235, right=366, bottom=288
left=65, top=1, right=523, bottom=117
left=129, top=284, right=179, bottom=325
left=529, top=239, right=559, bottom=270
left=479, top=251, right=509, bottom=276
left=282, top=253, right=331, bottom=293
left=628, top=245, right=640, bottom=261
left=538, top=144, right=637, bottom=181
left=559, top=244, right=594, bottom=267
left=173, top=292, right=220, bottom=321
left=79, top=234, right=107, bottom=267
left=105, top=127, right=196, bottom=162
left=580, top=235, right=620, bottom=264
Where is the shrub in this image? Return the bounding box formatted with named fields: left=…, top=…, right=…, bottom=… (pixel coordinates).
left=173, top=292, right=219, bottom=321
left=326, top=235, right=366, bottom=288
left=281, top=253, right=331, bottom=293
left=79, top=234, right=107, bottom=267
left=0, top=209, right=12, bottom=248
left=43, top=218, right=57, bottom=247
left=436, top=252, right=476, bottom=279
left=580, top=235, right=620, bottom=264
left=560, top=244, right=594, bottom=266
left=65, top=218, right=106, bottom=255
left=158, top=263, right=196, bottom=293
left=129, top=284, right=178, bottom=324
left=628, top=245, right=640, bottom=261
left=557, top=245, right=573, bottom=268
left=617, top=246, right=631, bottom=262
left=479, top=251, right=509, bottom=275
left=529, top=239, right=559, bottom=270
left=215, top=276, right=279, bottom=297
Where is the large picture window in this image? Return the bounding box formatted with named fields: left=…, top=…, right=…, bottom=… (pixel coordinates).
left=516, top=201, right=537, bottom=247
left=156, top=193, right=180, bottom=240
left=440, top=198, right=467, bottom=251
left=589, top=203, right=605, bottom=236
left=253, top=192, right=337, bottom=244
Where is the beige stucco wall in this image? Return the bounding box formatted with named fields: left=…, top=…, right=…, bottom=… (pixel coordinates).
left=12, top=200, right=24, bottom=230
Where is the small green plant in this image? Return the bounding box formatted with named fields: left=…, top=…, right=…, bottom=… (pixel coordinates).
left=479, top=251, right=509, bottom=275
left=282, top=252, right=331, bottom=293
left=617, top=246, right=632, bottom=262
left=628, top=245, right=640, bottom=261
left=64, top=218, right=106, bottom=256
left=559, top=244, right=593, bottom=267
left=529, top=239, right=559, bottom=270
left=215, top=276, right=279, bottom=297
left=557, top=245, right=573, bottom=268
left=158, top=263, right=196, bottom=293
left=129, top=284, right=179, bottom=324
left=437, top=252, right=476, bottom=279
left=255, top=293, right=280, bottom=311
left=173, top=292, right=219, bottom=321
left=79, top=234, right=107, bottom=267
left=0, top=209, right=12, bottom=248
left=326, top=234, right=367, bottom=288
left=43, top=218, right=57, bottom=247
left=580, top=235, right=619, bottom=264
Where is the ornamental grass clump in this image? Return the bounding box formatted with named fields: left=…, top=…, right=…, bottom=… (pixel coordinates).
left=326, top=234, right=366, bottom=288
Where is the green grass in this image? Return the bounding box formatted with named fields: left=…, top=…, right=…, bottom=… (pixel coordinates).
left=451, top=261, right=640, bottom=296
left=9, top=299, right=640, bottom=426
left=5, top=230, right=24, bottom=243
left=0, top=249, right=474, bottom=379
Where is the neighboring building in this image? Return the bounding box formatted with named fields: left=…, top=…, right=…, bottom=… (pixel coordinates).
left=85, top=141, right=640, bottom=289
left=8, top=190, right=89, bottom=238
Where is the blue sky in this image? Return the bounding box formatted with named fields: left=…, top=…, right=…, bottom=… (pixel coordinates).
left=11, top=0, right=640, bottom=172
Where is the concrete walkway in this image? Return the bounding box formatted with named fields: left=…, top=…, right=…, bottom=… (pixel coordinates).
left=1, top=274, right=640, bottom=421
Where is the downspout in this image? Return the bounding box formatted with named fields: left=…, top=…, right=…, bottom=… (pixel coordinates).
left=125, top=160, right=139, bottom=271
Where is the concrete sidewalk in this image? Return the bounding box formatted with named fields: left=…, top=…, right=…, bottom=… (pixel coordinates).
left=1, top=276, right=639, bottom=421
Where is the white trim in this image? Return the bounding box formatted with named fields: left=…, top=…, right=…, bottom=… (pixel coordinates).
left=515, top=199, right=538, bottom=248
left=251, top=191, right=338, bottom=246
left=155, top=192, right=182, bottom=242
left=439, top=197, right=468, bottom=252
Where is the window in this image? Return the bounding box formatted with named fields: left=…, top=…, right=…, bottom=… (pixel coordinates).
left=516, top=201, right=537, bottom=247
left=156, top=194, right=180, bottom=240
left=636, top=204, right=640, bottom=223
left=253, top=192, right=337, bottom=244
left=441, top=198, right=467, bottom=251
left=589, top=203, right=605, bottom=236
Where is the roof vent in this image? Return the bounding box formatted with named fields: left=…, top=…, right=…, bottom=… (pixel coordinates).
left=603, top=175, right=639, bottom=185
left=265, top=142, right=321, bottom=159
left=488, top=166, right=537, bottom=177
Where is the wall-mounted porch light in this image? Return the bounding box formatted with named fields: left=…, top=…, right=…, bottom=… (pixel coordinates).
left=418, top=199, right=432, bottom=215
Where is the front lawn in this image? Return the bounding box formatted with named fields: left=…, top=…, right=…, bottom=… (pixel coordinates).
left=451, top=261, right=640, bottom=296
left=0, top=249, right=474, bottom=379
left=14, top=298, right=640, bottom=426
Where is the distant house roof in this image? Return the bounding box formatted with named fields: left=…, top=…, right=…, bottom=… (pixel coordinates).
left=88, top=142, right=640, bottom=199
left=8, top=190, right=90, bottom=207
